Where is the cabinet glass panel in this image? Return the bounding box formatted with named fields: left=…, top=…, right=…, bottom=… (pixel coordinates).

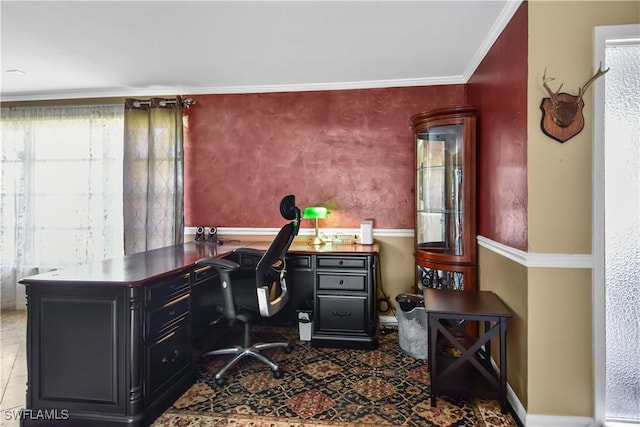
left=416, top=124, right=464, bottom=256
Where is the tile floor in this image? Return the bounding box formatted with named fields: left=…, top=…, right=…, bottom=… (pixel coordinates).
left=0, top=310, right=26, bottom=427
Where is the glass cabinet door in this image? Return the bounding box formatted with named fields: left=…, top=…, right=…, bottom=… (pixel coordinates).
left=411, top=106, right=477, bottom=291
left=416, top=124, right=464, bottom=256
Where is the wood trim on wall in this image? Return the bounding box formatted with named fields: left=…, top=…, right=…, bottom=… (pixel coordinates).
left=477, top=236, right=593, bottom=269
left=185, top=227, right=414, bottom=238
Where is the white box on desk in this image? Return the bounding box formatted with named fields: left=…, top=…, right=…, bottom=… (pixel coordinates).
left=360, top=220, right=374, bottom=245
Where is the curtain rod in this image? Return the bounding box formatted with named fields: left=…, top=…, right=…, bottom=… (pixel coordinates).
left=131, top=97, right=196, bottom=108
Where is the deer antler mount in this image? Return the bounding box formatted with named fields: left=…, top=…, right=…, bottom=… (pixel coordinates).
left=540, top=63, right=609, bottom=143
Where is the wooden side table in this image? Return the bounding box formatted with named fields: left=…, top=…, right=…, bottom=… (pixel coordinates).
left=423, top=288, right=512, bottom=411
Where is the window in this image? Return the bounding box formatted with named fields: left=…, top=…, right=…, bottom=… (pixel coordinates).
left=593, top=23, right=640, bottom=426
left=0, top=104, right=124, bottom=308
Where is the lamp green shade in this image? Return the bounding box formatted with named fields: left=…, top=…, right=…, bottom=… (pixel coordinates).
left=302, top=206, right=329, bottom=219
left=302, top=206, right=329, bottom=245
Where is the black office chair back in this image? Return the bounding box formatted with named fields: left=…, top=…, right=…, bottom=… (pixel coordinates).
left=279, top=194, right=300, bottom=222
left=255, top=195, right=301, bottom=317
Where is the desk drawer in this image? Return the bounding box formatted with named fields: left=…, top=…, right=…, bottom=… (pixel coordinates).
left=146, top=273, right=190, bottom=308
left=316, top=295, right=367, bottom=333
left=145, top=322, right=191, bottom=403
left=317, top=256, right=367, bottom=269
left=193, top=265, right=216, bottom=283
left=288, top=255, right=311, bottom=269
left=147, top=294, right=189, bottom=335
left=318, top=273, right=366, bottom=291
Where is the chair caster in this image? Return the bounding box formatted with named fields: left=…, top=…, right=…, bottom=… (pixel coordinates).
left=215, top=377, right=227, bottom=386
left=273, top=369, right=284, bottom=379
left=284, top=342, right=294, bottom=354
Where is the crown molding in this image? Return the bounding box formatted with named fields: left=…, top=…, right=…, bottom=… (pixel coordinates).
left=463, top=0, right=524, bottom=81
left=183, top=76, right=466, bottom=95
left=1, top=76, right=467, bottom=102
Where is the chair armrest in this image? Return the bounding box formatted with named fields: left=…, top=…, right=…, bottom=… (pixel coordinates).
left=195, top=256, right=241, bottom=322
left=195, top=256, right=240, bottom=272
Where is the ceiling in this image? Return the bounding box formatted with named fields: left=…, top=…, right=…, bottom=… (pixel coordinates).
left=1, top=1, right=521, bottom=102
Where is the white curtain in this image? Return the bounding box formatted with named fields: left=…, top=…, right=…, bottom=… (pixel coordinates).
left=0, top=104, right=125, bottom=309
left=123, top=98, right=184, bottom=255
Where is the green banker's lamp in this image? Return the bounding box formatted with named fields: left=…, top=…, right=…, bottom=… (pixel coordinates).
left=303, top=206, right=329, bottom=245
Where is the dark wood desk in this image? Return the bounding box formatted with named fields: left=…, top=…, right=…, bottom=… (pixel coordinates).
left=289, top=241, right=379, bottom=350
left=19, top=240, right=378, bottom=426
left=194, top=240, right=380, bottom=349
left=423, top=288, right=511, bottom=412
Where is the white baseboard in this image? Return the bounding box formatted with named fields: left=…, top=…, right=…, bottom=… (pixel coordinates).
left=525, top=415, right=594, bottom=427
left=384, top=316, right=595, bottom=427
left=486, top=354, right=526, bottom=426
left=507, top=382, right=526, bottom=426
left=378, top=315, right=398, bottom=325
left=384, top=314, right=529, bottom=424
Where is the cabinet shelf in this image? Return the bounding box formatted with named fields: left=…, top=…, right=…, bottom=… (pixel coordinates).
left=417, top=165, right=462, bottom=171
left=417, top=209, right=465, bottom=214
left=411, top=106, right=477, bottom=291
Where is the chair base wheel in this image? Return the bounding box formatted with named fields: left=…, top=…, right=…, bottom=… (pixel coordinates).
left=215, top=377, right=227, bottom=386
left=273, top=369, right=284, bottom=379
left=284, top=342, right=294, bottom=354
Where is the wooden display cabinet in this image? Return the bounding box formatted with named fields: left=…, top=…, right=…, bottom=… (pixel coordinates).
left=411, top=106, right=477, bottom=292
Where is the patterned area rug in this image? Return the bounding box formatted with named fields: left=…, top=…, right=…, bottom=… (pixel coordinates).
left=152, top=325, right=517, bottom=427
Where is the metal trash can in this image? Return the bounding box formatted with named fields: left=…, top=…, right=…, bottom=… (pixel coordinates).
left=297, top=301, right=313, bottom=341
left=396, top=293, right=429, bottom=359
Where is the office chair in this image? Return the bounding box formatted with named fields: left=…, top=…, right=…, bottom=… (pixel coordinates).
left=195, top=195, right=301, bottom=385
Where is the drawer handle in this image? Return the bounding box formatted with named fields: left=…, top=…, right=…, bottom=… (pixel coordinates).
left=339, top=260, right=344, bottom=265
left=333, top=311, right=351, bottom=318
left=162, top=349, right=179, bottom=364
left=339, top=280, right=344, bottom=285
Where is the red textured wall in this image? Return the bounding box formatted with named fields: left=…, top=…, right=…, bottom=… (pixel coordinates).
left=184, top=86, right=465, bottom=229
left=467, top=2, right=528, bottom=250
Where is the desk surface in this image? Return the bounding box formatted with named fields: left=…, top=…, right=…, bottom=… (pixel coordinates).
left=19, top=239, right=379, bottom=287
left=423, top=289, right=512, bottom=318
